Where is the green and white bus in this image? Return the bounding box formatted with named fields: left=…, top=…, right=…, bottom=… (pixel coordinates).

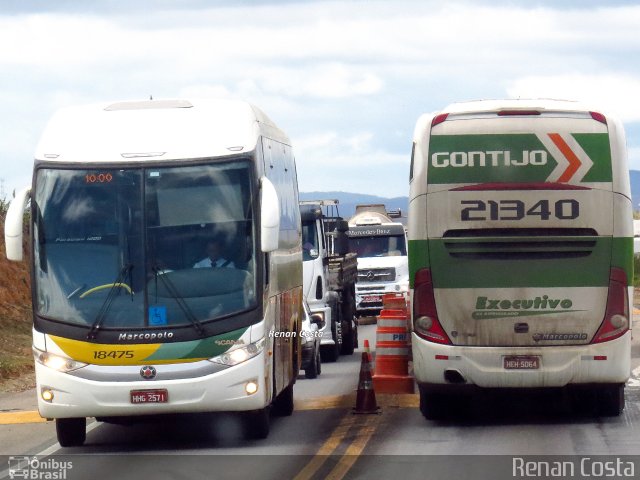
left=408, top=99, right=632, bottom=418
left=4, top=98, right=302, bottom=444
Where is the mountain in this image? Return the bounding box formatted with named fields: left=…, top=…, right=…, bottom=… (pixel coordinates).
left=299, top=191, right=408, bottom=219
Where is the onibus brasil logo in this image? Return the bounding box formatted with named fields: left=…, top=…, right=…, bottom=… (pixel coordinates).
left=8, top=456, right=72, bottom=479
left=472, top=295, right=581, bottom=320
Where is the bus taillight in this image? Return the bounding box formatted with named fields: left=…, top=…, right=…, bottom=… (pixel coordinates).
left=593, top=267, right=629, bottom=344
left=413, top=268, right=451, bottom=345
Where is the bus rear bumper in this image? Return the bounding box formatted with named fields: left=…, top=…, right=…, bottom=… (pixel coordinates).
left=412, top=332, right=631, bottom=391
left=35, top=351, right=270, bottom=419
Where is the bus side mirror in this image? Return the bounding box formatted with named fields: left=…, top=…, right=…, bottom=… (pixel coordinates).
left=4, top=186, right=31, bottom=262
left=260, top=176, right=280, bottom=253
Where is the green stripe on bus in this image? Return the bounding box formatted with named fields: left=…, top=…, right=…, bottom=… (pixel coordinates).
left=426, top=133, right=611, bottom=184
left=146, top=327, right=248, bottom=361
left=575, top=133, right=612, bottom=182
left=410, top=236, right=632, bottom=288
left=611, top=236, right=633, bottom=284
left=408, top=239, right=430, bottom=288
left=414, top=237, right=623, bottom=289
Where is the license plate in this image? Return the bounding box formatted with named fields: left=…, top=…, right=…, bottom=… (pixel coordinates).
left=362, top=295, right=381, bottom=303
left=130, top=389, right=168, bottom=404
left=503, top=356, right=540, bottom=370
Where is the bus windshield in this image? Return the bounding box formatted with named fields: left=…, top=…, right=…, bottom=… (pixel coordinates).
left=33, top=160, right=256, bottom=329
left=349, top=235, right=407, bottom=258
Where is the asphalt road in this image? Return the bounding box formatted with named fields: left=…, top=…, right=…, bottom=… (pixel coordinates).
left=1, top=323, right=640, bottom=480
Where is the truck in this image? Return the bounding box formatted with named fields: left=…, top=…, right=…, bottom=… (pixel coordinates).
left=300, top=200, right=358, bottom=361
left=347, top=204, right=409, bottom=316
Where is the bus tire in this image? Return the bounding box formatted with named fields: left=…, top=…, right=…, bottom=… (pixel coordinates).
left=272, top=383, right=294, bottom=417
left=419, top=389, right=448, bottom=421
left=242, top=407, right=270, bottom=440
left=56, top=417, right=86, bottom=447
left=597, top=384, right=625, bottom=417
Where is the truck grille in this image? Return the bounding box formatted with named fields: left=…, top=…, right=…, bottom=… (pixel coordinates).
left=357, top=268, right=396, bottom=283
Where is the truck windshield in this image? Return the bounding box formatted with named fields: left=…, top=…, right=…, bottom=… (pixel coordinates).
left=33, top=160, right=257, bottom=329
left=302, top=221, right=319, bottom=261
left=348, top=235, right=407, bottom=258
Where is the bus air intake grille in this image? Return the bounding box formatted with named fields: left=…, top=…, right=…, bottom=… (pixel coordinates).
left=442, top=228, right=598, bottom=260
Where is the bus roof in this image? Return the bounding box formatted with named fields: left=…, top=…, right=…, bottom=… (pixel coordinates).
left=441, top=98, right=601, bottom=115
left=35, top=98, right=290, bottom=163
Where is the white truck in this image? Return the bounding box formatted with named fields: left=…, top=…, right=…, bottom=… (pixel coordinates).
left=300, top=200, right=358, bottom=361
left=348, top=204, right=409, bottom=316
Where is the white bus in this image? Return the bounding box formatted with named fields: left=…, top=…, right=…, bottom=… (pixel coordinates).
left=409, top=99, right=632, bottom=419
left=4, top=98, right=303, bottom=444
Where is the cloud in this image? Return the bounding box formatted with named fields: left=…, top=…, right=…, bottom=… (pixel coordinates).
left=2, top=1, right=640, bottom=196
left=295, top=130, right=408, bottom=196
left=507, top=74, right=640, bottom=122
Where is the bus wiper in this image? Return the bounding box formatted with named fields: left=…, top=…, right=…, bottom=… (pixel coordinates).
left=87, top=263, right=134, bottom=340
left=152, top=265, right=205, bottom=337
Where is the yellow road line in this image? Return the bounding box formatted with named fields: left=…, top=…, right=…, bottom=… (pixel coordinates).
left=325, top=415, right=382, bottom=480
left=0, top=411, right=48, bottom=425
left=295, top=393, right=418, bottom=411
left=0, top=393, right=418, bottom=427
left=295, top=395, right=355, bottom=411
left=293, top=414, right=357, bottom=480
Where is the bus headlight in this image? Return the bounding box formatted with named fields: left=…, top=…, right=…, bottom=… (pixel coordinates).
left=33, top=348, right=86, bottom=373
left=210, top=338, right=265, bottom=366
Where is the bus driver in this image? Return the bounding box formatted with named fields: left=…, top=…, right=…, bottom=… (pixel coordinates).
left=193, top=238, right=236, bottom=269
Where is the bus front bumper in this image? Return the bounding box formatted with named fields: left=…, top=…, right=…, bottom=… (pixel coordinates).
left=412, top=332, right=631, bottom=391
left=35, top=351, right=269, bottom=419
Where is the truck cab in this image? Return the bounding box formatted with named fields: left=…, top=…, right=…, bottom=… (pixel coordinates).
left=348, top=204, right=409, bottom=316
left=300, top=201, right=358, bottom=361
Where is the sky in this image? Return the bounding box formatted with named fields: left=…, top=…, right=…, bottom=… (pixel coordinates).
left=1, top=0, right=640, bottom=199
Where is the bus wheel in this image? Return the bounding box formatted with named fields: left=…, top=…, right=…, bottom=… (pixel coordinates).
left=419, top=389, right=448, bottom=421
left=272, top=383, right=294, bottom=417
left=242, top=407, right=270, bottom=440
left=56, top=418, right=86, bottom=447
left=597, top=384, right=625, bottom=417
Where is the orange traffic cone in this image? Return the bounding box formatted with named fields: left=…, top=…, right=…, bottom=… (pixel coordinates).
left=372, top=306, right=415, bottom=394
left=353, top=348, right=380, bottom=414
left=363, top=339, right=374, bottom=375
